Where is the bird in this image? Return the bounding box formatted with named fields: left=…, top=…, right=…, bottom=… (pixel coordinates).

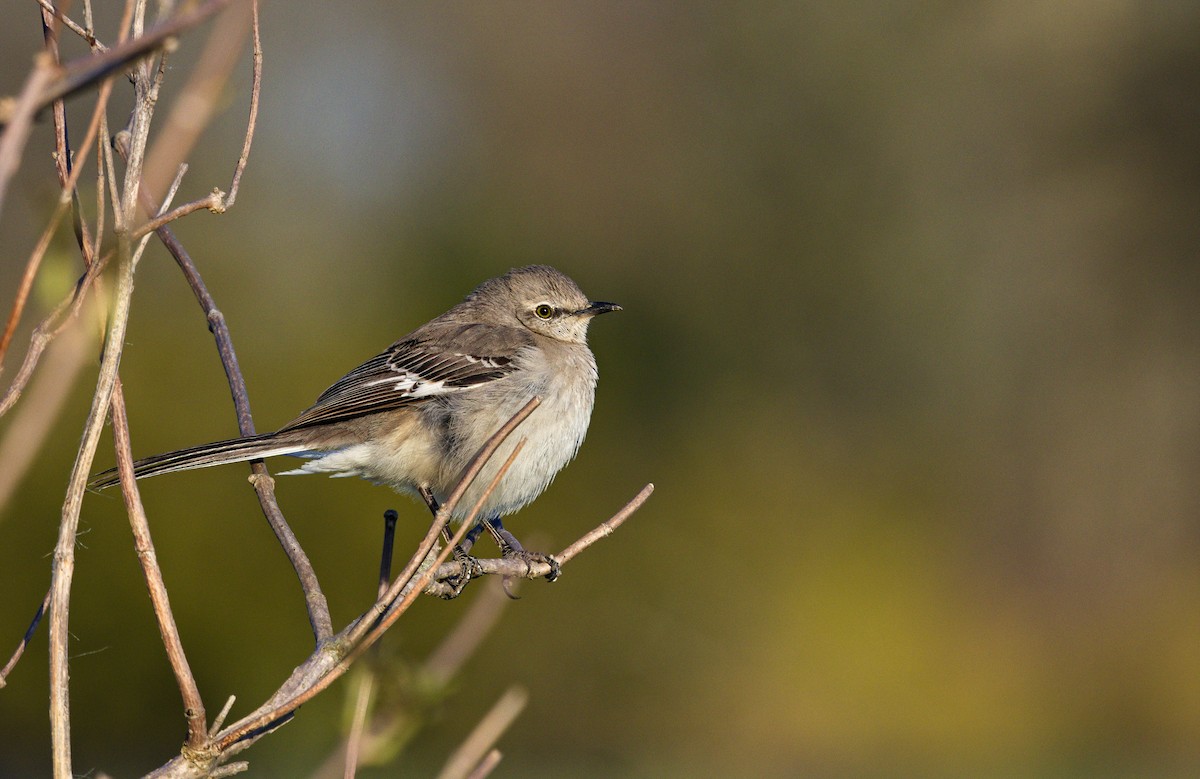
left=91, top=265, right=620, bottom=567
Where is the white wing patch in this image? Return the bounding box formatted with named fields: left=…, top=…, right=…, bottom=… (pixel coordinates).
left=367, top=353, right=511, bottom=399
left=361, top=372, right=452, bottom=399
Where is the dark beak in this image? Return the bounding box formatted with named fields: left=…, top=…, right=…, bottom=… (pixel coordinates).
left=581, top=301, right=621, bottom=317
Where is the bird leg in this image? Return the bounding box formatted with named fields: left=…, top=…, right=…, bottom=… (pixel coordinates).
left=418, top=485, right=479, bottom=598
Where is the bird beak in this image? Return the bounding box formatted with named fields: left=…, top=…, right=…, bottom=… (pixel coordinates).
left=580, top=301, right=621, bottom=317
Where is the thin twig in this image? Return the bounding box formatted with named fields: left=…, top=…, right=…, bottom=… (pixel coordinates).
left=0, top=0, right=241, bottom=126
left=210, top=695, right=237, bottom=738
left=342, top=510, right=398, bottom=779
left=345, top=398, right=542, bottom=648
left=48, top=206, right=137, bottom=779
left=37, top=0, right=105, bottom=49
left=420, top=482, right=656, bottom=596
left=224, top=0, right=261, bottom=208
left=465, top=750, right=502, bottom=779
left=116, top=130, right=333, bottom=643
left=0, top=53, right=56, bottom=219
left=40, top=5, right=73, bottom=217
left=0, top=40, right=117, bottom=387
left=437, top=687, right=527, bottom=779
left=556, top=481, right=654, bottom=564
left=50, top=0, right=158, bottom=771
left=131, top=188, right=225, bottom=239
left=110, top=380, right=208, bottom=748
left=141, top=0, right=255, bottom=204
left=212, top=402, right=541, bottom=752
left=0, top=588, right=51, bottom=687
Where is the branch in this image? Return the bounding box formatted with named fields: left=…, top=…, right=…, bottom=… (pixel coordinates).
left=225, top=0, right=262, bottom=209
left=141, top=0, right=257, bottom=208
left=48, top=0, right=173, bottom=772
left=0, top=56, right=116, bottom=376
left=110, top=380, right=208, bottom=749
left=341, top=510, right=397, bottom=778
left=130, top=188, right=227, bottom=239
left=37, top=0, right=105, bottom=51
left=213, top=410, right=540, bottom=755
left=48, top=199, right=137, bottom=779
left=0, top=0, right=244, bottom=127
left=420, top=482, right=655, bottom=598
left=111, top=6, right=334, bottom=644
left=144, top=402, right=542, bottom=777
left=311, top=575, right=513, bottom=779
left=0, top=589, right=51, bottom=687
left=437, top=686, right=527, bottom=779
left=0, top=53, right=56, bottom=220
left=106, top=148, right=334, bottom=643
left=0, top=0, right=129, bottom=422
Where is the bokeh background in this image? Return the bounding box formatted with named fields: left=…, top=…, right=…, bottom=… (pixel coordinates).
left=3, top=2, right=1200, bottom=776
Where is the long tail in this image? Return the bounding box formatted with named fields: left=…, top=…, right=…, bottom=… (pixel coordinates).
left=89, top=431, right=312, bottom=490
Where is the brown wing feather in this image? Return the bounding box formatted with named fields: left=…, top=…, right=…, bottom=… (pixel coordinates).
left=279, top=323, right=531, bottom=432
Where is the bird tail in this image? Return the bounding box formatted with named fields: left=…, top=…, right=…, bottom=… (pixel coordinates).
left=88, top=431, right=312, bottom=490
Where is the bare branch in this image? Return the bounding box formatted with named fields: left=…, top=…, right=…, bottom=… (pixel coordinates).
left=0, top=588, right=51, bottom=687
left=225, top=0, right=261, bottom=209
left=419, top=482, right=656, bottom=597
left=341, top=510, right=399, bottom=779
left=0, top=53, right=56, bottom=219
left=208, top=401, right=541, bottom=755
left=0, top=322, right=94, bottom=518
left=437, top=687, right=528, bottom=779
left=131, top=187, right=226, bottom=239
left=110, top=380, right=208, bottom=748
left=210, top=695, right=237, bottom=738
left=49, top=211, right=138, bottom=779
left=0, top=44, right=118, bottom=403
left=141, top=0, right=255, bottom=209
left=311, top=577, right=512, bottom=779
left=465, top=750, right=502, bottom=779
left=37, top=0, right=105, bottom=50
left=114, top=76, right=334, bottom=643
left=0, top=0, right=243, bottom=127
left=556, top=481, right=654, bottom=565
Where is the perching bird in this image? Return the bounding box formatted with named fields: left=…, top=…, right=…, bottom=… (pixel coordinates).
left=91, top=265, right=619, bottom=560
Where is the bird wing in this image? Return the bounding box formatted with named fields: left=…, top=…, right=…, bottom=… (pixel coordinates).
left=279, top=322, right=531, bottom=431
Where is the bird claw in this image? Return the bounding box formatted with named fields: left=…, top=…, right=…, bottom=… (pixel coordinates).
left=437, top=548, right=480, bottom=600
left=500, top=545, right=561, bottom=583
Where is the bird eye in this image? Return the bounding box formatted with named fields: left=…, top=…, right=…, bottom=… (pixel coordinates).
left=534, top=304, right=554, bottom=319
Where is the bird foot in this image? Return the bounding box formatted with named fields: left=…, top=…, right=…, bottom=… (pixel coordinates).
left=436, top=547, right=481, bottom=600
left=500, top=545, right=561, bottom=583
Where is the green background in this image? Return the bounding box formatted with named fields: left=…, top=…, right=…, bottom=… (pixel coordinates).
left=2, top=3, right=1200, bottom=776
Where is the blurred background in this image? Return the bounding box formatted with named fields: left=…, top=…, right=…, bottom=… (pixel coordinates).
left=2, top=2, right=1200, bottom=776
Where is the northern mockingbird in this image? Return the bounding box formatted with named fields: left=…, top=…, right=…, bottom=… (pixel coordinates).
left=92, top=265, right=619, bottom=560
